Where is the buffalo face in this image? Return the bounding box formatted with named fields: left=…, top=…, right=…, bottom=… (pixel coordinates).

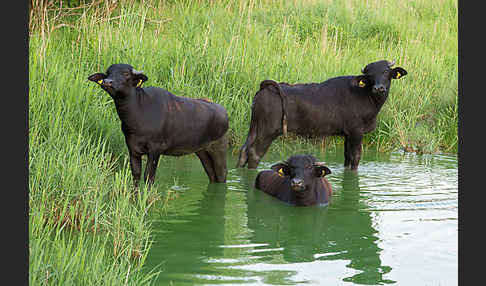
left=88, top=64, right=148, bottom=97
left=353, top=60, right=408, bottom=96
left=271, top=155, right=331, bottom=192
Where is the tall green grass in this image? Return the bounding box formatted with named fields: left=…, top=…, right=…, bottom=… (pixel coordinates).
left=29, top=0, right=457, bottom=284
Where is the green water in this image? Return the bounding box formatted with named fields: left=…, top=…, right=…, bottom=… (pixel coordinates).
left=144, top=147, right=458, bottom=285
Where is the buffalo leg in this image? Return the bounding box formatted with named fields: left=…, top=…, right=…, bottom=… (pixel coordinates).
left=247, top=146, right=259, bottom=169
left=347, top=134, right=363, bottom=171
left=247, top=136, right=276, bottom=169
left=236, top=120, right=258, bottom=168
left=129, top=152, right=142, bottom=189
left=344, top=136, right=351, bottom=167
left=206, top=135, right=228, bottom=183
left=196, top=151, right=217, bottom=182
left=144, top=153, right=160, bottom=187
left=236, top=143, right=249, bottom=168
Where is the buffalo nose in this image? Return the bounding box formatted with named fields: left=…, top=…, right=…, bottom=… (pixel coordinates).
left=373, top=85, right=386, bottom=94
left=102, top=78, right=113, bottom=87
left=291, top=178, right=304, bottom=188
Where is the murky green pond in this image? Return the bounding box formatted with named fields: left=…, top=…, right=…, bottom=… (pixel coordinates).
left=144, top=147, right=458, bottom=285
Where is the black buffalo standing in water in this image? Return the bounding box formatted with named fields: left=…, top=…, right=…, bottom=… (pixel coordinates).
left=88, top=64, right=229, bottom=187
left=255, top=154, right=332, bottom=206
left=237, top=60, right=407, bottom=171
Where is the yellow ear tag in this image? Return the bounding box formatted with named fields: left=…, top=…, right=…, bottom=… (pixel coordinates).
left=97, top=80, right=103, bottom=84
left=358, top=80, right=366, bottom=87
left=395, top=72, right=401, bottom=79
left=321, top=169, right=327, bottom=176
left=278, top=168, right=285, bottom=177
left=136, top=79, right=143, bottom=87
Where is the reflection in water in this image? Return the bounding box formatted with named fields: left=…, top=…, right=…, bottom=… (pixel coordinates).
left=144, top=150, right=457, bottom=285
left=332, top=170, right=394, bottom=284
left=244, top=169, right=395, bottom=285
left=147, top=183, right=229, bottom=285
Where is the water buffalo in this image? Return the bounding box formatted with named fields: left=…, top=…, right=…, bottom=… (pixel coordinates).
left=237, top=60, right=407, bottom=171
left=254, top=154, right=332, bottom=206
left=88, top=64, right=229, bottom=188
left=247, top=170, right=392, bottom=283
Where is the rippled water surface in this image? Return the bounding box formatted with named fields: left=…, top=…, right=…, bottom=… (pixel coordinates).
left=144, top=147, right=458, bottom=285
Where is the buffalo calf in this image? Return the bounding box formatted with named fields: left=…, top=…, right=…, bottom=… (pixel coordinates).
left=255, top=154, right=332, bottom=206
left=88, top=64, right=229, bottom=187
left=237, top=60, right=408, bottom=171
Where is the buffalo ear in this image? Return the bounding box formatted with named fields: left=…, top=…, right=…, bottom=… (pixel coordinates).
left=313, top=163, right=331, bottom=177
left=87, top=73, right=106, bottom=84
left=131, top=70, right=148, bottom=87
left=391, top=67, right=407, bottom=79
left=351, top=75, right=368, bottom=88
left=271, top=162, right=290, bottom=177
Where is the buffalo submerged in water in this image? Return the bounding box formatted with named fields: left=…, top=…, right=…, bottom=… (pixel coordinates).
left=255, top=154, right=333, bottom=206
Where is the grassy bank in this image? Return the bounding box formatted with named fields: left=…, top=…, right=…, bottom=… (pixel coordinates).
left=29, top=0, right=457, bottom=284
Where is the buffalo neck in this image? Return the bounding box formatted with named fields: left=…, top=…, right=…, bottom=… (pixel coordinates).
left=111, top=87, right=146, bottom=132
left=366, top=90, right=389, bottom=111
